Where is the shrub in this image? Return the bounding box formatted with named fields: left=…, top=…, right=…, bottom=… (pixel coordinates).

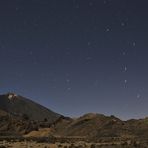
left=90, top=144, right=96, bottom=148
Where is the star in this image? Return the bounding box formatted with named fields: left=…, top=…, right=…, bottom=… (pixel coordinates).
left=133, top=42, right=136, bottom=47
left=106, top=28, right=110, bottom=32
left=137, top=94, right=141, bottom=99
left=104, top=0, right=107, bottom=4
left=122, top=52, right=126, bottom=56
left=121, top=22, right=125, bottom=27
left=124, top=66, right=127, bottom=72
left=124, top=79, right=127, bottom=84
left=89, top=2, right=93, bottom=6
left=66, top=79, right=70, bottom=83
left=87, top=41, right=91, bottom=46
left=67, top=87, right=71, bottom=91
left=16, top=7, right=19, bottom=11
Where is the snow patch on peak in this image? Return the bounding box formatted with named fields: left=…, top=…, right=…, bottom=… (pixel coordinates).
left=7, top=93, right=18, bottom=100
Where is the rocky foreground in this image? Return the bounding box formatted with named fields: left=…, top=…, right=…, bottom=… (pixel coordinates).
left=0, top=139, right=148, bottom=148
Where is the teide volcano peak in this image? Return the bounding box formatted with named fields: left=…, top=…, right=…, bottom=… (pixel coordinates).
left=0, top=93, right=61, bottom=123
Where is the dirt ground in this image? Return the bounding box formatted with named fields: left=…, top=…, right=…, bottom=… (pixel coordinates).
left=0, top=140, right=146, bottom=148
left=0, top=141, right=119, bottom=148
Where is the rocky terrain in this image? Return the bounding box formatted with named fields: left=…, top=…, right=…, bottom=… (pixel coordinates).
left=0, top=93, right=61, bottom=136
left=0, top=93, right=148, bottom=147
left=52, top=112, right=148, bottom=140
left=0, top=93, right=60, bottom=122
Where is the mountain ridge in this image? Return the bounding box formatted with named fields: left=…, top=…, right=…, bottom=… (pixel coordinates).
left=0, top=93, right=148, bottom=141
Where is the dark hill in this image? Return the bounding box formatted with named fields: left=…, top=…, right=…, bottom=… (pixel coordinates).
left=53, top=113, right=148, bottom=140
left=53, top=113, right=128, bottom=137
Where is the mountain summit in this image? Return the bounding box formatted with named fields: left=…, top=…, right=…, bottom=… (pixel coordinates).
left=0, top=93, right=61, bottom=123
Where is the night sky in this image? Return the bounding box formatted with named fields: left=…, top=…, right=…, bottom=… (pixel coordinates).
left=0, top=0, right=148, bottom=120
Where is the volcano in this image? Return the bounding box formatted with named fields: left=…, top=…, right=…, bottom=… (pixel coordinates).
left=0, top=93, right=61, bottom=123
